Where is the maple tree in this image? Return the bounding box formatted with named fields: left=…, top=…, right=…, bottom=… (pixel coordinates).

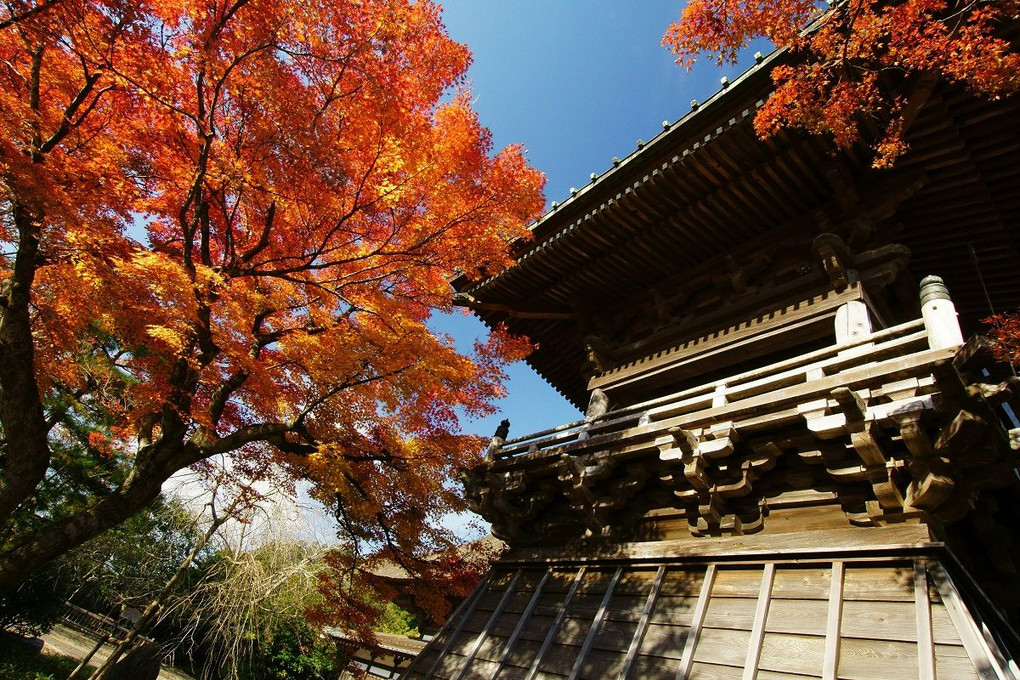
left=663, top=0, right=1020, bottom=166
left=0, top=0, right=544, bottom=607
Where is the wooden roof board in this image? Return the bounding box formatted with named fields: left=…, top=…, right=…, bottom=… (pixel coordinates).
left=400, top=549, right=1015, bottom=680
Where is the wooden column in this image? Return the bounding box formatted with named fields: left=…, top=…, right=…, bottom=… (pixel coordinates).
left=742, top=563, right=776, bottom=680
left=913, top=561, right=936, bottom=680
left=676, top=565, right=717, bottom=680
left=568, top=567, right=623, bottom=680
left=491, top=569, right=552, bottom=679
left=453, top=570, right=523, bottom=680
left=425, top=574, right=493, bottom=680
left=621, top=566, right=667, bottom=680
left=523, top=568, right=587, bottom=680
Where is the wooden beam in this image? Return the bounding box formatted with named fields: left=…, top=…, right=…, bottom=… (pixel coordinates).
left=491, top=569, right=551, bottom=679
left=591, top=286, right=864, bottom=392
left=930, top=561, right=1014, bottom=680
left=822, top=561, right=845, bottom=680
left=620, top=566, right=667, bottom=680
left=451, top=293, right=575, bottom=320
left=452, top=569, right=523, bottom=680
left=742, top=563, right=776, bottom=680
left=676, top=564, right=717, bottom=680
left=568, top=567, right=623, bottom=680
left=914, top=561, right=936, bottom=680
left=504, top=524, right=936, bottom=565
left=425, top=573, right=493, bottom=680
left=523, top=568, right=587, bottom=680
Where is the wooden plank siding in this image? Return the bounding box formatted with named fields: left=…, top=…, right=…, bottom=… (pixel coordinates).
left=402, top=556, right=1011, bottom=680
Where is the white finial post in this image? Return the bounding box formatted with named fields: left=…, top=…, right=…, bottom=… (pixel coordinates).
left=920, top=275, right=964, bottom=349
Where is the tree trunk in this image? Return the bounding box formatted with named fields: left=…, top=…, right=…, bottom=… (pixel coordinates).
left=0, top=204, right=52, bottom=526
left=0, top=472, right=166, bottom=593
left=66, top=627, right=115, bottom=680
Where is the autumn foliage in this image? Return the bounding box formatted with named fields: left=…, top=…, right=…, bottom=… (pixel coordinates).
left=663, top=0, right=1020, bottom=166
left=0, top=0, right=544, bottom=609
left=984, top=313, right=1020, bottom=366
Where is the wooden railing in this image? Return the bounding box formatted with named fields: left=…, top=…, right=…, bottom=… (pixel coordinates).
left=62, top=602, right=125, bottom=638
left=493, top=317, right=934, bottom=462
left=61, top=602, right=174, bottom=667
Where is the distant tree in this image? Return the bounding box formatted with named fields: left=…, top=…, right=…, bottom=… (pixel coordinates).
left=0, top=0, right=543, bottom=596
left=65, top=498, right=204, bottom=612
left=374, top=601, right=420, bottom=638
left=663, top=0, right=1020, bottom=166
left=251, top=622, right=337, bottom=680
left=82, top=478, right=251, bottom=680
left=177, top=539, right=331, bottom=680
left=0, top=470, right=201, bottom=638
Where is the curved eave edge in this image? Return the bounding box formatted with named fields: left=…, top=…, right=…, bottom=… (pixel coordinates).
left=450, top=44, right=790, bottom=298
left=469, top=309, right=583, bottom=411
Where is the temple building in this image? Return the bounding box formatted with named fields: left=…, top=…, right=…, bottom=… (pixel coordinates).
left=401, top=43, right=1020, bottom=680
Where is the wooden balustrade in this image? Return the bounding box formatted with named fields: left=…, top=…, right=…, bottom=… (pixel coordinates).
left=60, top=602, right=172, bottom=666
left=465, top=313, right=1017, bottom=543
left=494, top=318, right=931, bottom=462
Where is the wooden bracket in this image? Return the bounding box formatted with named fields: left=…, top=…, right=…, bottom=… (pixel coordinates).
left=813, top=233, right=857, bottom=292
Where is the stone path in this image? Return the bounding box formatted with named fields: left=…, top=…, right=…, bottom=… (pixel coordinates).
left=40, top=624, right=194, bottom=679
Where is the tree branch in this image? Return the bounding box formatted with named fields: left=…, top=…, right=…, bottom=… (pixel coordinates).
left=0, top=0, right=63, bottom=32
left=38, top=70, right=103, bottom=154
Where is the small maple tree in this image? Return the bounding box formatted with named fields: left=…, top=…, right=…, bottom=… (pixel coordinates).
left=663, top=0, right=1020, bottom=167
left=0, top=0, right=544, bottom=614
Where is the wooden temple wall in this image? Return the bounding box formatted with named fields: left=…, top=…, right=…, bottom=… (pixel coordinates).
left=432, top=278, right=1020, bottom=679
left=406, top=544, right=1013, bottom=680
left=434, top=54, right=1020, bottom=679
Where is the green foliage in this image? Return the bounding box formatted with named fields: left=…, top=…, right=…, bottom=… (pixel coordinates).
left=252, top=621, right=337, bottom=680
left=0, top=396, right=128, bottom=635
left=1, top=494, right=202, bottom=637
left=183, top=539, right=334, bottom=680
left=0, top=561, right=75, bottom=637
left=66, top=496, right=205, bottom=611
left=0, top=634, right=92, bottom=679
left=1, top=395, right=128, bottom=558
left=374, top=601, right=420, bottom=639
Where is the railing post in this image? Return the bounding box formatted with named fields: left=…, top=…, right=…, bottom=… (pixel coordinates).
left=835, top=299, right=872, bottom=345
left=585, top=388, right=609, bottom=422
left=920, top=275, right=964, bottom=350
left=486, top=419, right=510, bottom=462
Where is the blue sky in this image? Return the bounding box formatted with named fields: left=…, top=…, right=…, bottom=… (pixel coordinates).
left=432, top=1, right=751, bottom=444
